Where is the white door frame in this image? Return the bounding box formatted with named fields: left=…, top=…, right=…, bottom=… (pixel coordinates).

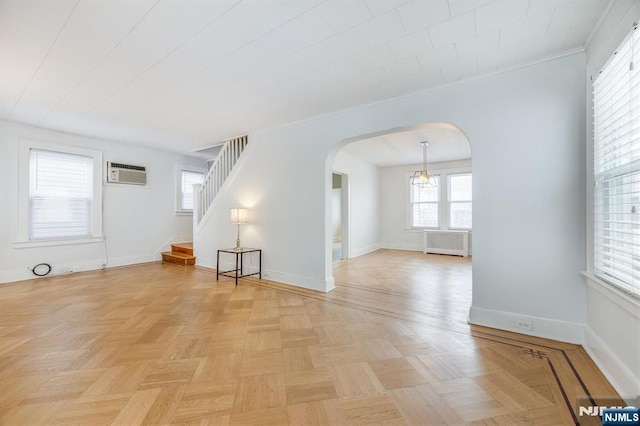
left=332, top=169, right=350, bottom=260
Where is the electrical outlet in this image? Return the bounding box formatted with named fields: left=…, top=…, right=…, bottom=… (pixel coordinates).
left=516, top=319, right=532, bottom=331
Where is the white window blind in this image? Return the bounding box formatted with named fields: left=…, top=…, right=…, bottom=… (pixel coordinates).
left=181, top=170, right=204, bottom=211
left=593, top=25, right=640, bottom=296
left=29, top=149, right=93, bottom=240
left=410, top=175, right=440, bottom=228
left=449, top=174, right=472, bottom=229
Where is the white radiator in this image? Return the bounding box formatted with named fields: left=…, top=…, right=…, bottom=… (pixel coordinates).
left=423, top=230, right=469, bottom=257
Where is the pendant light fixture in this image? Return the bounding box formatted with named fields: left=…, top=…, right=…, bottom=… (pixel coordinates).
left=411, top=141, right=436, bottom=188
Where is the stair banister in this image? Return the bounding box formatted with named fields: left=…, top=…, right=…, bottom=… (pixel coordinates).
left=195, top=135, right=248, bottom=224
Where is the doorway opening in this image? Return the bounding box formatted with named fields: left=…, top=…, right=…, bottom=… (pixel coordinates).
left=331, top=172, right=349, bottom=263
left=328, top=122, right=472, bottom=303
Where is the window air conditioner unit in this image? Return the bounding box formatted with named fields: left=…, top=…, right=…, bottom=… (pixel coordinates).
left=107, top=162, right=147, bottom=185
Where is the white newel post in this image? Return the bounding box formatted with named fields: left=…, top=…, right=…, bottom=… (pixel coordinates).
left=193, top=183, right=202, bottom=229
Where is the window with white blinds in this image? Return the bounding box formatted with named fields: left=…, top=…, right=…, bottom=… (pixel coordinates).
left=180, top=170, right=204, bottom=211
left=29, top=149, right=93, bottom=240
left=593, top=25, right=640, bottom=296
left=410, top=175, right=440, bottom=228
left=448, top=173, right=472, bottom=229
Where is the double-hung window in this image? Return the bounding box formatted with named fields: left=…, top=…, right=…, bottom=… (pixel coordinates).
left=410, top=175, right=440, bottom=228
left=179, top=170, right=204, bottom=212
left=18, top=140, right=103, bottom=244
left=30, top=149, right=93, bottom=239
left=448, top=173, right=472, bottom=229
left=593, top=26, right=640, bottom=296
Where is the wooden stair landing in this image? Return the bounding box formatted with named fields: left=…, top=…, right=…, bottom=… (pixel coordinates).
left=162, top=242, right=195, bottom=266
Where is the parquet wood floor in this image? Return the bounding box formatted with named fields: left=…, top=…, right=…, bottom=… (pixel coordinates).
left=0, top=249, right=621, bottom=425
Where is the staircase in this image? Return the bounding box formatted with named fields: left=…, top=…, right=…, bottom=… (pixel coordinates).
left=196, top=135, right=248, bottom=224
left=163, top=136, right=248, bottom=268
left=162, top=242, right=195, bottom=266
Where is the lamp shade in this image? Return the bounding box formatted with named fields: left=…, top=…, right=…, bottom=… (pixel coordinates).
left=411, top=170, right=436, bottom=188
left=230, top=208, right=248, bottom=224
left=412, top=141, right=437, bottom=188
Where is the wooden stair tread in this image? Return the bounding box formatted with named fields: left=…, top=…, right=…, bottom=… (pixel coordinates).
left=172, top=242, right=193, bottom=250
left=161, top=251, right=195, bottom=259
left=162, top=243, right=196, bottom=266
left=171, top=242, right=193, bottom=255
left=162, top=255, right=195, bottom=266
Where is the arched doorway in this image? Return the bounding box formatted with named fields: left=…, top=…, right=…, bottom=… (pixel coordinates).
left=327, top=123, right=473, bottom=326
left=330, top=122, right=472, bottom=261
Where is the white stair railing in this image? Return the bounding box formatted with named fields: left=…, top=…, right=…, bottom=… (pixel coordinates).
left=196, top=135, right=248, bottom=224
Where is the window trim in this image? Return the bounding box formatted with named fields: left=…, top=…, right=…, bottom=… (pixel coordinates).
left=16, top=139, right=103, bottom=244
left=406, top=166, right=472, bottom=231
left=176, top=166, right=206, bottom=215
left=591, top=28, right=640, bottom=297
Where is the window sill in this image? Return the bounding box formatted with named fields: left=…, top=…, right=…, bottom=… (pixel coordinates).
left=581, top=271, right=640, bottom=318
left=13, top=237, right=104, bottom=249
left=175, top=211, right=194, bottom=216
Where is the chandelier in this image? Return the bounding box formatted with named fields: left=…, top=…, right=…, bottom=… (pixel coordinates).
left=411, top=141, right=436, bottom=188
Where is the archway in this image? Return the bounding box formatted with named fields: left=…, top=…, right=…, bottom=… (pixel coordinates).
left=327, top=123, right=472, bottom=320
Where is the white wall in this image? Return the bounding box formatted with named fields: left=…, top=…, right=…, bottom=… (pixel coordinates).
left=331, top=189, right=342, bottom=242
left=193, top=143, right=381, bottom=290
left=194, top=52, right=587, bottom=346
left=583, top=0, right=640, bottom=401
left=0, top=121, right=206, bottom=283
left=332, top=150, right=380, bottom=258
left=380, top=159, right=471, bottom=252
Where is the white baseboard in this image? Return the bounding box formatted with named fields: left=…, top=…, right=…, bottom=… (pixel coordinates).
left=199, top=257, right=335, bottom=293
left=0, top=259, right=105, bottom=283
left=380, top=243, right=473, bottom=255
left=196, top=257, right=214, bottom=269
left=584, top=326, right=640, bottom=403
left=379, top=243, right=422, bottom=251
left=264, top=269, right=332, bottom=293
left=468, top=305, right=584, bottom=344
left=107, top=254, right=156, bottom=268
left=211, top=260, right=261, bottom=276
left=153, top=235, right=193, bottom=260
left=350, top=243, right=380, bottom=258
left=325, top=276, right=335, bottom=292
left=0, top=269, right=29, bottom=283
left=0, top=254, right=156, bottom=284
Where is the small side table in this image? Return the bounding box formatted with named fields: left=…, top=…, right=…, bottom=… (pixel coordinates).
left=216, top=248, right=262, bottom=286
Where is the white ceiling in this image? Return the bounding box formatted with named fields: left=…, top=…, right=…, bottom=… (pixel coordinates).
left=342, top=123, right=471, bottom=167
left=0, top=0, right=608, bottom=155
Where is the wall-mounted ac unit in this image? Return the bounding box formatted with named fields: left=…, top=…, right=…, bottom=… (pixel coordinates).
left=107, top=162, right=147, bottom=185
left=423, top=230, right=469, bottom=257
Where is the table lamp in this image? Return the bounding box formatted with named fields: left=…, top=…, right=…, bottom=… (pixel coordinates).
left=230, top=208, right=248, bottom=250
